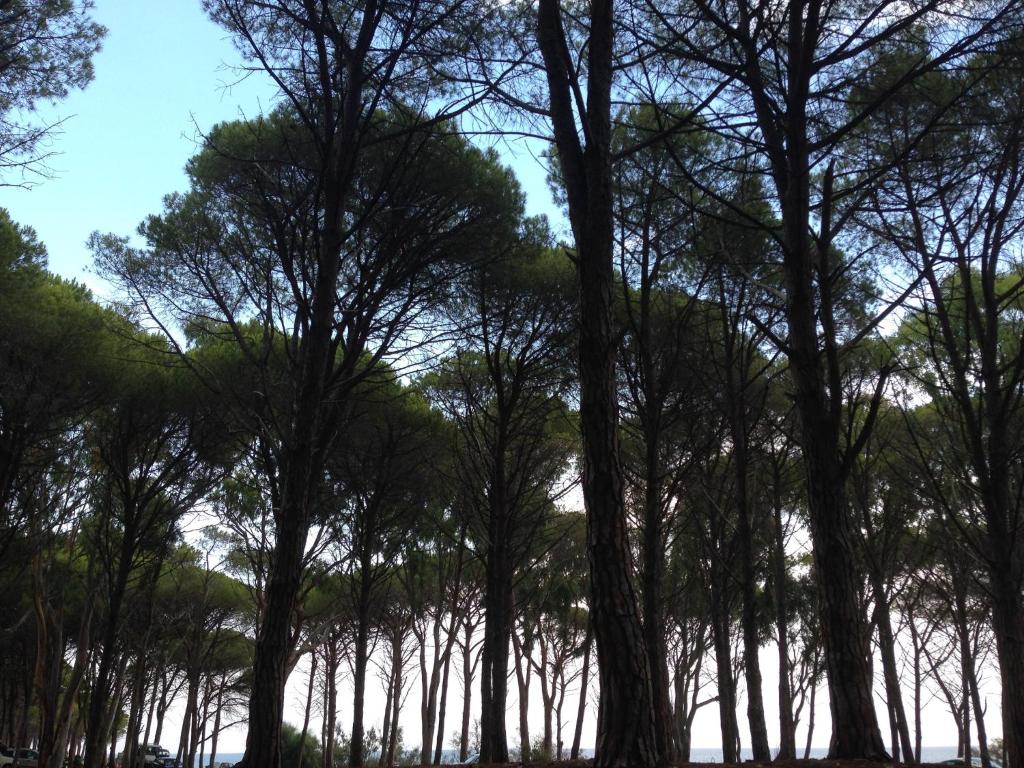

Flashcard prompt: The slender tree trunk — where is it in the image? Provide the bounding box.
[460,621,474,762]
[386,637,403,768]
[908,619,924,762]
[325,634,338,768]
[208,673,225,768]
[803,680,817,760]
[433,634,454,765]
[571,621,592,760]
[177,672,199,768]
[641,445,675,762]
[771,487,796,760]
[479,512,512,763]
[555,666,566,761]
[539,639,553,760]
[154,672,171,746]
[298,651,318,768]
[953,581,988,767]
[710,604,738,763]
[84,516,139,768]
[143,673,158,754]
[351,572,372,768]
[731,442,769,761]
[381,644,395,767]
[868,568,913,762]
[512,628,531,762]
[124,653,149,768]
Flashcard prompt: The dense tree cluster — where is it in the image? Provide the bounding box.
[3,2,1024,768]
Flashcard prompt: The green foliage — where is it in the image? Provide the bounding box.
[0,1,105,178]
[279,723,322,768]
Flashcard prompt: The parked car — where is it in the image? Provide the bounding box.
[119,745,177,768]
[942,758,1004,768]
[0,748,40,768]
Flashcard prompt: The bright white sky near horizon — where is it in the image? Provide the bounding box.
[1,0,991,757]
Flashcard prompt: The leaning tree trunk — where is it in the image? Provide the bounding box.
[535,1,659,763]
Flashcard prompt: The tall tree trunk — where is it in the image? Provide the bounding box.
[535,1,659,763]
[775,100,887,757]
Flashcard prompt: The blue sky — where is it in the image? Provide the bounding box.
[1,0,559,292]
